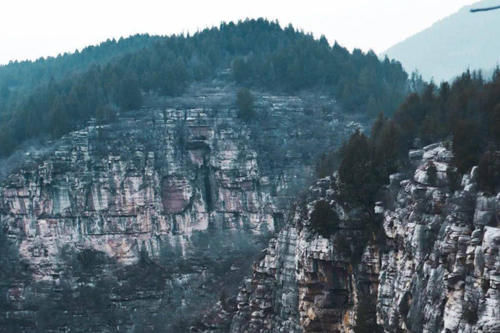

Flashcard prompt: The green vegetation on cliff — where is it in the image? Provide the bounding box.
[336,69,500,207]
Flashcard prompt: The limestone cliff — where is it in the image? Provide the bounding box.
[226,143,500,333]
[0,83,358,332]
[378,143,499,333]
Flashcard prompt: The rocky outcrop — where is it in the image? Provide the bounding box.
[378,143,500,333]
[228,178,380,333]
[226,142,500,332]
[0,84,359,332]
[229,226,302,333]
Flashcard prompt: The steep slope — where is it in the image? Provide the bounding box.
[0,82,361,332]
[224,143,499,332]
[384,0,500,82]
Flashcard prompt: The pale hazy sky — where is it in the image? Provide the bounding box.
[0,0,479,65]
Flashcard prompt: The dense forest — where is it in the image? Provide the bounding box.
[0,19,408,157]
[333,69,500,211]
[0,34,159,115]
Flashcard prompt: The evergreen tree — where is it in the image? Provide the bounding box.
[338,131,378,206]
[477,151,500,194]
[0,19,409,157]
[96,104,116,124]
[49,98,71,138]
[232,57,251,83]
[117,76,142,111]
[427,162,438,186]
[315,151,340,178]
[236,88,255,121]
[452,120,482,173]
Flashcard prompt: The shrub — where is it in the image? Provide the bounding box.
[427,162,437,186]
[446,166,461,192]
[76,248,107,273]
[334,233,351,256]
[310,200,339,237]
[463,304,479,324]
[353,296,383,333]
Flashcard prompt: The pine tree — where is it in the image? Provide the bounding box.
[339,131,377,206]
[477,151,500,194]
[49,98,71,138]
[236,88,255,121]
[117,75,142,111]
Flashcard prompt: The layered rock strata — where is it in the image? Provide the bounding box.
[227,143,500,333]
[0,84,356,332]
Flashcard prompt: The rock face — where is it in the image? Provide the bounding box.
[0,84,358,332]
[226,142,500,332]
[228,178,380,333]
[2,79,498,333]
[378,143,500,333]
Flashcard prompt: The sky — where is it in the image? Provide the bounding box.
[0,0,479,65]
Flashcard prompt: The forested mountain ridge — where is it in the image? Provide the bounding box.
[0,34,159,113]
[0,19,408,157]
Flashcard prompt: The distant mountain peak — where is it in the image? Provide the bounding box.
[385,0,500,82]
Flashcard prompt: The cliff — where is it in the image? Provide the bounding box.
[0,83,359,332]
[2,81,497,333]
[226,143,500,332]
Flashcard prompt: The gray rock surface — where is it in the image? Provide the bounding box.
[0,83,359,332]
[225,143,500,333]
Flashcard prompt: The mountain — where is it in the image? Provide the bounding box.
[384,0,500,82]
[0,19,408,157]
[0,19,409,333]
[0,18,498,333]
[208,66,500,332]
